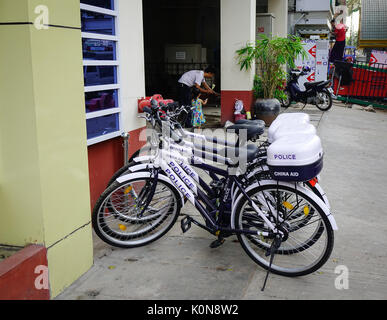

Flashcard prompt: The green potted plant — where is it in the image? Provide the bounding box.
[236,34,307,125]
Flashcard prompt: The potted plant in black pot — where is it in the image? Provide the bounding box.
[236,34,306,126]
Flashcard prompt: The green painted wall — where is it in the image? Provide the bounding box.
[0,0,93,298]
[0,24,45,245]
[0,0,81,27]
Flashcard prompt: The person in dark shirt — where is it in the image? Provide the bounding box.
[177,66,218,128]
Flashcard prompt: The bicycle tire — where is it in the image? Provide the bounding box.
[93,174,182,248]
[232,180,323,253]
[234,183,334,277]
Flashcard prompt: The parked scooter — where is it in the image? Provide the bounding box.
[281,66,334,111]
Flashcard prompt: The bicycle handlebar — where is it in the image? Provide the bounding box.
[140,101,195,145]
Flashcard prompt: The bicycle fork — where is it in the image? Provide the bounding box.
[136,169,159,216]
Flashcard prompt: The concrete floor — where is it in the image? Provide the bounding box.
[57,102,387,300]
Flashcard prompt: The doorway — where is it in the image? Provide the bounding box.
[142,0,221,107]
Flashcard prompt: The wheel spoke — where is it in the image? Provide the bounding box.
[93,178,180,248]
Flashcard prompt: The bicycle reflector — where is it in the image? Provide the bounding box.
[308,177,318,187]
[124,186,133,194]
[283,201,294,210]
[119,224,127,231]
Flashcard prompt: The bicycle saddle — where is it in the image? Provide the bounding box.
[221,144,260,164]
[235,119,266,128]
[226,124,264,141]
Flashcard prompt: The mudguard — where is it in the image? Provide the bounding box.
[133,155,155,163]
[235,165,330,209]
[116,171,185,207]
[128,163,154,173]
[313,182,331,210]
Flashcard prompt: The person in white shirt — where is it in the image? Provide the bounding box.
[177,66,217,127]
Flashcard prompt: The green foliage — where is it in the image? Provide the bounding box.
[253,75,287,101]
[346,0,361,14]
[237,34,307,99]
[274,88,288,102]
[347,31,359,47]
[253,75,264,99]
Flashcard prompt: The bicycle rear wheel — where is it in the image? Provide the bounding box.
[234,183,334,277]
[93,175,181,248]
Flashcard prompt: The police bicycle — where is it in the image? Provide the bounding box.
[106,103,331,210]
[92,106,337,285]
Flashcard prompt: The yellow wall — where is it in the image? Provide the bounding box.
[0,0,93,298]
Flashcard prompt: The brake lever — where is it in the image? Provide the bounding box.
[138,114,151,121]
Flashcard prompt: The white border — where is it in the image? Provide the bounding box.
[81,32,118,42]
[80,3,118,16]
[114,0,123,148]
[81,0,122,146]
[86,131,122,146]
[84,84,120,92]
[86,108,120,120]
[83,60,119,66]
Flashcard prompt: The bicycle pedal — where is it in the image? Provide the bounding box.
[209,238,225,249]
[180,216,192,233]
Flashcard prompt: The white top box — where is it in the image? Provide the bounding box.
[267,134,323,167]
[268,113,310,143]
[272,123,317,142]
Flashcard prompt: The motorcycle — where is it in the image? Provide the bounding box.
[281,66,334,111]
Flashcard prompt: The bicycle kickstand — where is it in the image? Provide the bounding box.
[209,235,225,249]
[261,235,282,292]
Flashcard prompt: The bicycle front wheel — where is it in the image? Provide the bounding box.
[93,175,182,248]
[234,183,334,277]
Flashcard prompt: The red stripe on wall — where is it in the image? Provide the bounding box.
[0,245,49,300]
[220,90,254,125]
[87,127,146,210]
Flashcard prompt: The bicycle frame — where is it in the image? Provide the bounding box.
[148,145,279,236]
[123,150,334,231]
[117,120,335,234]
[94,107,337,282]
[128,129,265,198]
